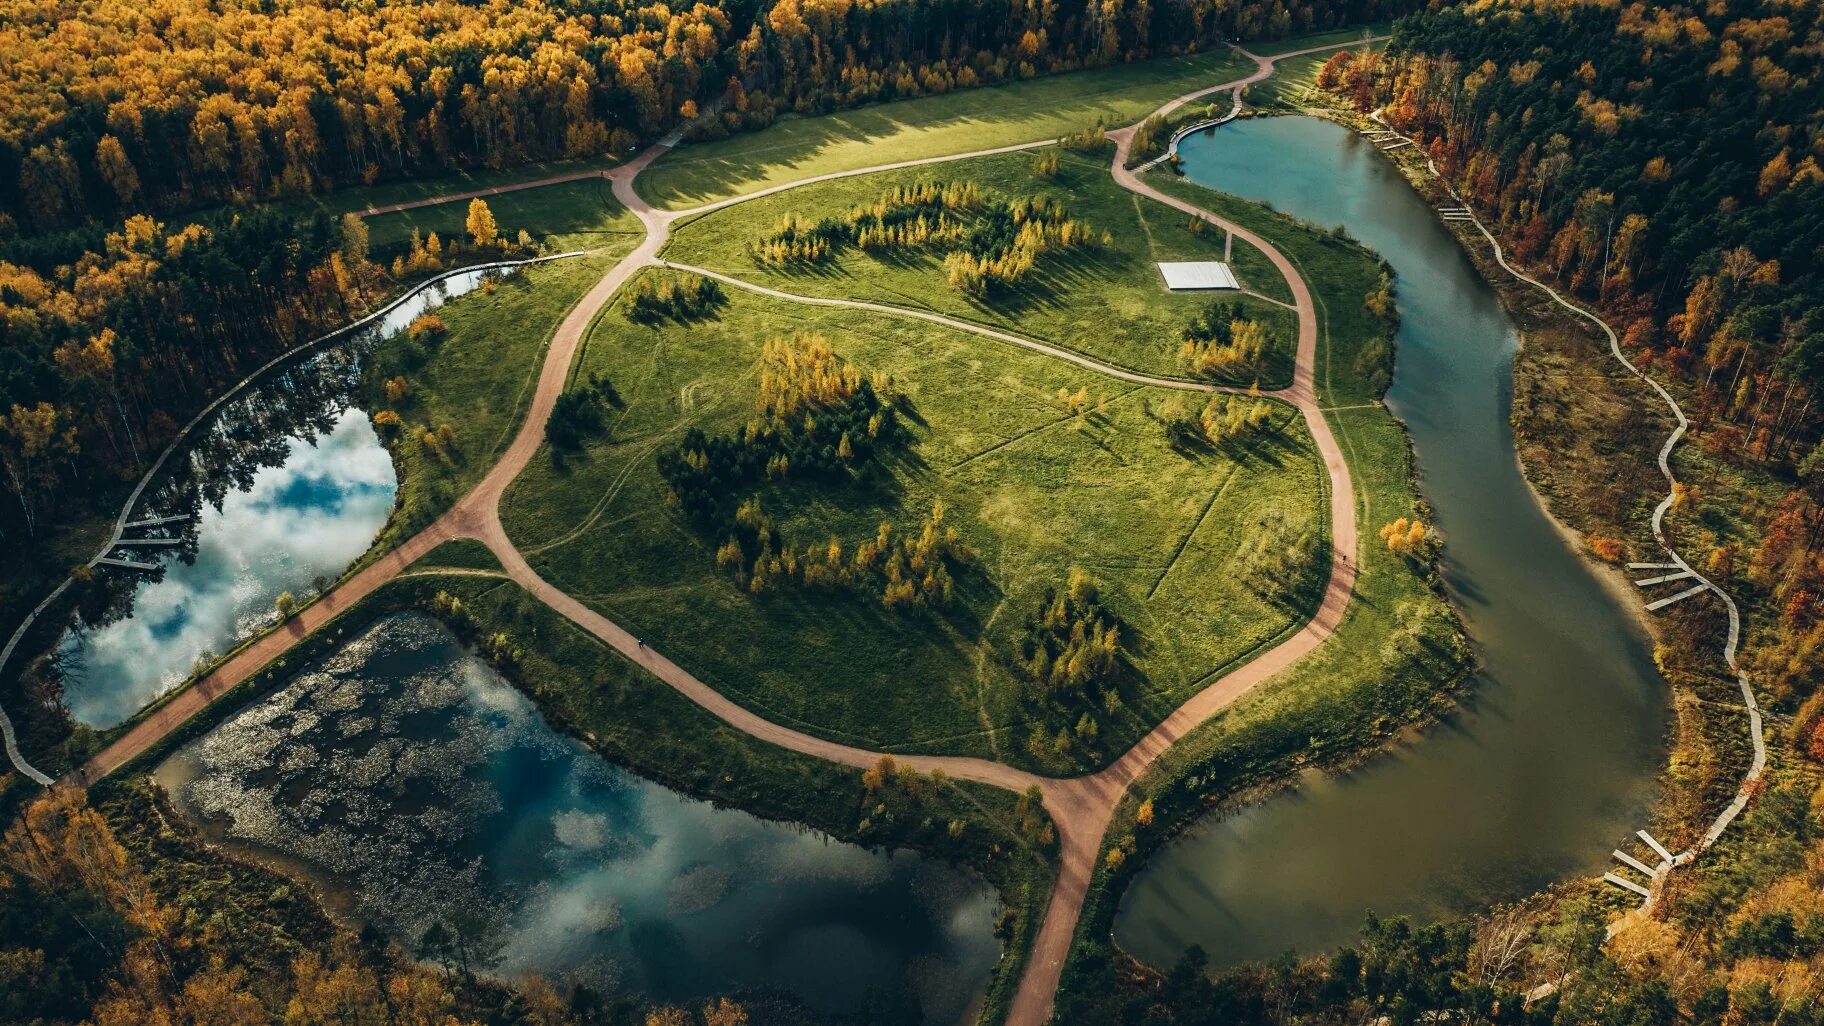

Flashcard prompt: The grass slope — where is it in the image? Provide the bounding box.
[1247,39,1387,110]
[641,49,1255,209]
[362,176,644,255]
[500,277,1325,774]
[360,252,624,551]
[1243,24,1389,57]
[664,149,1297,387]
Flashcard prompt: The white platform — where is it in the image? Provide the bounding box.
[1157,261,1239,291]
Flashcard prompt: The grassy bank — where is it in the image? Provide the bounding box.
[358,251,623,551]
[663,148,1297,386]
[1052,169,1470,1016]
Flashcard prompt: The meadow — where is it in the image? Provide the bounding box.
[663,148,1298,387]
[360,250,632,551]
[498,277,1327,774]
[360,176,644,254]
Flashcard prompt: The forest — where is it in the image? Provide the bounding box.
[1352,0,1824,721]
[0,0,1416,231]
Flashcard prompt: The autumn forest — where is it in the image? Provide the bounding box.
[7,0,1824,1025]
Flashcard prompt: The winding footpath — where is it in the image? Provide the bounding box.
[1366,113,1766,890]
[21,38,1369,1026]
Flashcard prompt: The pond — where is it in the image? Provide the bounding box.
[57,266,509,728]
[1112,116,1668,967]
[154,613,1002,1023]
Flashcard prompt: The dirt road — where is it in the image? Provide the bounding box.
[63,39,1370,1025]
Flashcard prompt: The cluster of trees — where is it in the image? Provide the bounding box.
[0,0,1415,231]
[1380,515,1438,558]
[1021,569,1122,696]
[659,332,899,524]
[626,271,725,324]
[856,755,996,847]
[547,372,623,452]
[749,180,983,264]
[658,332,978,610]
[748,212,845,265]
[1180,299,1271,376]
[1017,569,1124,762]
[1158,391,1275,448]
[944,195,1107,297]
[749,183,1106,296]
[715,496,974,610]
[1059,124,1112,155]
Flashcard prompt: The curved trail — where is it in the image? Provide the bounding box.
[662,261,1273,396]
[58,39,1368,1026]
[1366,113,1765,886]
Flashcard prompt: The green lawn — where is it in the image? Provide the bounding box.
[360,251,625,551]
[663,149,1297,387]
[640,49,1256,209]
[362,177,643,255]
[406,539,504,573]
[303,154,623,220]
[499,277,1326,775]
[1243,24,1390,57]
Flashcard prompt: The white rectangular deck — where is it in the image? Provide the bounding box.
[1157,261,1239,291]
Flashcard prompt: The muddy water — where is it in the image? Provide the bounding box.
[155,613,1001,1022]
[1113,116,1667,967]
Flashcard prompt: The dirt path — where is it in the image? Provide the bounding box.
[663,261,1278,395]
[353,169,614,218]
[62,38,1368,1026]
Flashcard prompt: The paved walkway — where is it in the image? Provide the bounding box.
[50,38,1370,1026]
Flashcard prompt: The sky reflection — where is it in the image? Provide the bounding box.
[61,408,395,726]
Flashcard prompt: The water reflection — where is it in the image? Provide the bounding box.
[156,614,1001,1022]
[60,411,394,726]
[1112,116,1665,967]
[58,266,510,728]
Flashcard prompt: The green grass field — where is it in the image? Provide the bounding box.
[640,49,1256,209]
[498,277,1326,774]
[663,149,1298,387]
[360,251,628,551]
[1243,24,1389,57]
[304,155,623,219]
[361,177,644,254]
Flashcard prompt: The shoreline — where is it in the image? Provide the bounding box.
[1095,103,1677,976]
